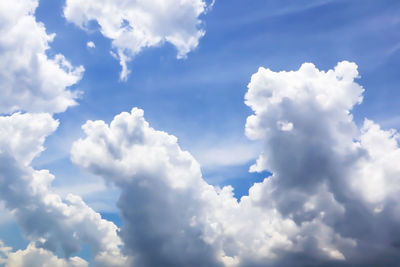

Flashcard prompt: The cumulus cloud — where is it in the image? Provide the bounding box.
[72,61,400,266]
[0,2,130,265]
[70,107,354,266]
[0,113,127,267]
[0,241,88,267]
[0,2,132,266]
[0,0,84,114]
[242,61,400,265]
[64,0,211,80]
[72,108,226,266]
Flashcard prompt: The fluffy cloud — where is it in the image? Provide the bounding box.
[70,106,356,266]
[0,112,58,165]
[64,0,211,80]
[0,2,128,265]
[72,61,400,266]
[0,0,83,114]
[242,61,400,265]
[0,113,127,267]
[0,241,88,267]
[0,2,131,266]
[72,108,225,266]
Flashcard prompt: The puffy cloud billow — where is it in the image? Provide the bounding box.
[0,113,127,266]
[64,0,212,80]
[72,61,400,266]
[0,0,83,114]
[1,5,399,263]
[0,241,88,267]
[0,1,128,265]
[71,108,227,266]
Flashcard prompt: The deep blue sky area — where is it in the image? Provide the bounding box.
[10,0,398,263]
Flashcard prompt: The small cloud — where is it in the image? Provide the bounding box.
[86,41,95,48]
[65,0,210,81]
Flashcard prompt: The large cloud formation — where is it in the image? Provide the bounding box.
[0,113,127,266]
[64,0,212,80]
[0,0,83,114]
[72,61,400,266]
[0,1,127,266]
[72,108,227,266]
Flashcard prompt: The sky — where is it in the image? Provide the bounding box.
[0,0,400,266]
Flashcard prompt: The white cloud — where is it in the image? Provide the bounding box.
[0,112,127,267]
[0,0,84,114]
[0,241,88,267]
[0,3,129,264]
[243,61,400,265]
[350,119,400,208]
[86,41,95,49]
[70,107,353,266]
[72,108,225,266]
[0,3,130,266]
[72,61,400,266]
[64,0,211,80]
[0,112,58,165]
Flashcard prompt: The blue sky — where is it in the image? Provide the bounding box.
[34,0,400,205]
[1,0,400,266]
